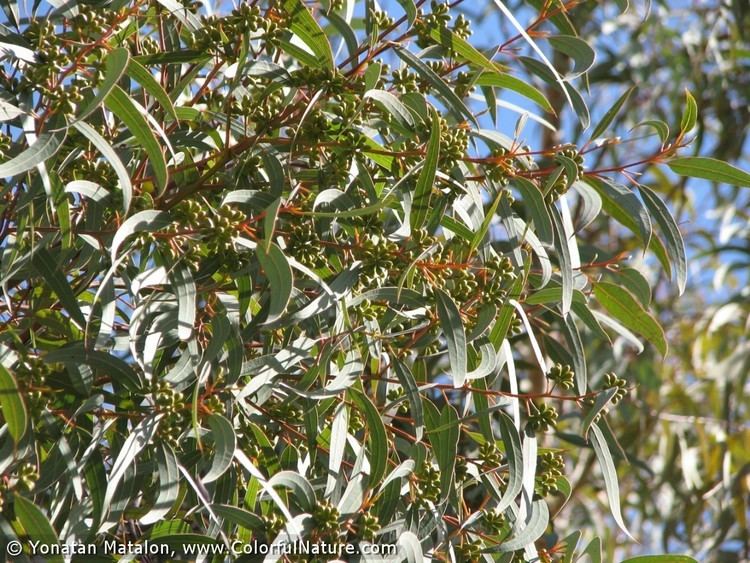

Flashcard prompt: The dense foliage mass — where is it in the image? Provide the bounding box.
[0,0,748,561]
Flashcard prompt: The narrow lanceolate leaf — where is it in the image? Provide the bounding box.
[0,99,25,121]
[72,121,133,214]
[111,210,170,261]
[411,109,441,231]
[594,282,667,356]
[581,387,618,439]
[348,388,388,487]
[77,47,130,122]
[668,157,750,187]
[31,247,87,328]
[514,177,553,244]
[126,58,179,121]
[638,185,687,294]
[141,445,180,525]
[393,360,424,441]
[548,35,596,76]
[364,89,415,129]
[492,0,575,118]
[550,205,573,316]
[105,85,168,192]
[493,500,550,552]
[428,26,506,74]
[44,345,143,392]
[257,243,293,322]
[170,264,196,341]
[496,412,523,511]
[12,495,64,563]
[434,288,467,388]
[203,414,236,483]
[590,423,634,539]
[474,72,553,112]
[282,0,334,69]
[0,129,66,178]
[0,365,27,443]
[100,414,161,531]
[587,177,652,247]
[394,46,477,125]
[680,89,698,133]
[590,86,635,141]
[424,401,460,500]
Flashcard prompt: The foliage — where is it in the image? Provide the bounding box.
[0,0,745,560]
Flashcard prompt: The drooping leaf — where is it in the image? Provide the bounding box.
[411,109,441,231]
[668,156,750,187]
[590,86,635,140]
[590,423,634,539]
[0,365,27,443]
[434,288,467,388]
[12,495,64,563]
[594,282,667,356]
[282,0,334,69]
[105,85,168,193]
[0,129,66,178]
[257,243,293,322]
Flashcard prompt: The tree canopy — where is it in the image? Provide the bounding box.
[0,0,747,561]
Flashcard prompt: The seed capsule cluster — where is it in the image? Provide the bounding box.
[603,372,628,404]
[528,403,559,432]
[535,452,565,496]
[548,363,575,390]
[412,462,441,506]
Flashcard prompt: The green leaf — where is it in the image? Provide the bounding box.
[0,129,66,178]
[494,500,549,552]
[72,121,133,214]
[548,35,596,76]
[550,205,573,316]
[211,504,264,531]
[434,288,467,388]
[170,264,196,341]
[77,47,130,122]
[348,388,388,487]
[617,267,652,307]
[581,387,618,439]
[141,444,180,525]
[364,89,415,129]
[594,281,667,356]
[496,412,523,511]
[680,89,698,133]
[428,26,505,74]
[424,401,460,500]
[493,0,576,118]
[203,414,236,483]
[590,86,635,140]
[101,415,161,531]
[394,46,477,125]
[411,109,441,231]
[126,58,179,121]
[257,243,293,322]
[514,177,553,244]
[31,247,87,329]
[282,0,334,69]
[590,423,634,539]
[44,345,143,393]
[632,119,670,144]
[105,85,168,193]
[393,360,424,441]
[0,364,27,443]
[111,210,171,261]
[668,156,750,187]
[470,191,504,254]
[12,495,63,563]
[474,72,553,112]
[587,177,652,247]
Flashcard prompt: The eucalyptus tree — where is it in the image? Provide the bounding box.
[0,0,747,561]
